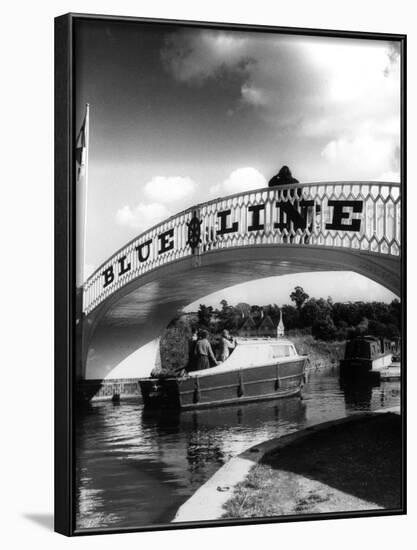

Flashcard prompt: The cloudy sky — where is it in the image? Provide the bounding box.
[75,19,400,303]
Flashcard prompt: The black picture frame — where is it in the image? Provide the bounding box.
[55,12,407,537]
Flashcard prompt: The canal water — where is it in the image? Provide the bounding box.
[75,366,401,531]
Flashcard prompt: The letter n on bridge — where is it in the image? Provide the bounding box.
[274,200,315,231]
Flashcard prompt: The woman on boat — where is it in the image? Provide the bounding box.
[194,330,218,370]
[219,329,236,362]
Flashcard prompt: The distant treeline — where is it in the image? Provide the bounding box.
[192,288,400,342]
[158,288,401,373]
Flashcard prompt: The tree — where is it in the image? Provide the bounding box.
[235,302,251,317]
[281,304,300,330]
[197,304,213,328]
[389,299,401,328]
[332,302,362,326]
[290,286,309,312]
[312,317,337,341]
[250,304,262,316]
[356,317,369,334]
[220,299,228,311]
[300,297,331,327]
[368,320,387,338]
[218,303,240,332]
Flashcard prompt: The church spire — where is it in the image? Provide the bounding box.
[277,309,285,338]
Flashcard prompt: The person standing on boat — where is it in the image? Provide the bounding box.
[219,329,236,362]
[187,329,198,371]
[194,330,218,370]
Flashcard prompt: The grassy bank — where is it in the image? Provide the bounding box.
[288,331,345,371]
[222,413,401,519]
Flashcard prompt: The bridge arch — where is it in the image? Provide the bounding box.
[80,182,401,385]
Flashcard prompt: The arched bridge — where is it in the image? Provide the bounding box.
[80,181,401,386]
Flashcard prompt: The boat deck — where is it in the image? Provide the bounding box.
[378,362,401,381]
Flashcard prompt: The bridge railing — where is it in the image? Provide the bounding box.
[82,181,401,315]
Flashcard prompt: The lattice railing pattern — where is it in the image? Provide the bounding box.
[83,182,401,315]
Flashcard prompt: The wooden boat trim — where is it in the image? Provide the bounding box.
[177,372,303,396]
[179,386,302,410]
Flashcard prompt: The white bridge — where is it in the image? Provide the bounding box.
[79,181,401,388]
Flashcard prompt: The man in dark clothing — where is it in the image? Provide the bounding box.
[186,329,198,372]
[268,165,306,242]
[268,165,299,187]
[268,165,301,200]
[194,330,218,370]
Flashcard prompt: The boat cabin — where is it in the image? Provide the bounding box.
[188,338,300,378]
[344,336,381,360]
[340,335,393,377]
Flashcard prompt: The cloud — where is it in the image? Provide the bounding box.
[210,167,267,195]
[117,168,266,233]
[161,31,250,83]
[161,30,401,180]
[377,171,400,183]
[161,30,312,124]
[321,134,397,180]
[162,31,399,130]
[115,175,197,233]
[115,202,171,231]
[241,84,268,106]
[144,176,196,203]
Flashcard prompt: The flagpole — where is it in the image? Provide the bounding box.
[75,103,90,383]
[82,103,90,289]
[76,103,90,290]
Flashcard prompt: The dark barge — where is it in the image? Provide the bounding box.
[340,336,394,381]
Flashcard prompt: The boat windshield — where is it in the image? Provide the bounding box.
[223,344,269,368]
[214,343,296,368]
[224,343,296,368]
[188,341,297,377]
[271,344,294,358]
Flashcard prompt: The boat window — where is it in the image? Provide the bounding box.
[271,345,292,358]
[222,345,267,367]
[359,341,371,358]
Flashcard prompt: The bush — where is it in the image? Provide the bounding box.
[160,326,190,372]
[368,320,400,340]
[334,327,349,341]
[312,318,337,341]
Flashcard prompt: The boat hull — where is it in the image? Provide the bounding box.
[340,353,393,379]
[139,358,307,410]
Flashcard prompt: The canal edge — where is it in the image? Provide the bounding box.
[172,407,400,524]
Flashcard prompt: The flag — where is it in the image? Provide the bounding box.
[75,106,89,181]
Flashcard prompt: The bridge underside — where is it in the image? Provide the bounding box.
[83,245,400,381]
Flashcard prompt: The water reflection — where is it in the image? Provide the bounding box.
[340,377,376,410]
[340,376,401,411]
[75,366,400,531]
[138,398,307,491]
